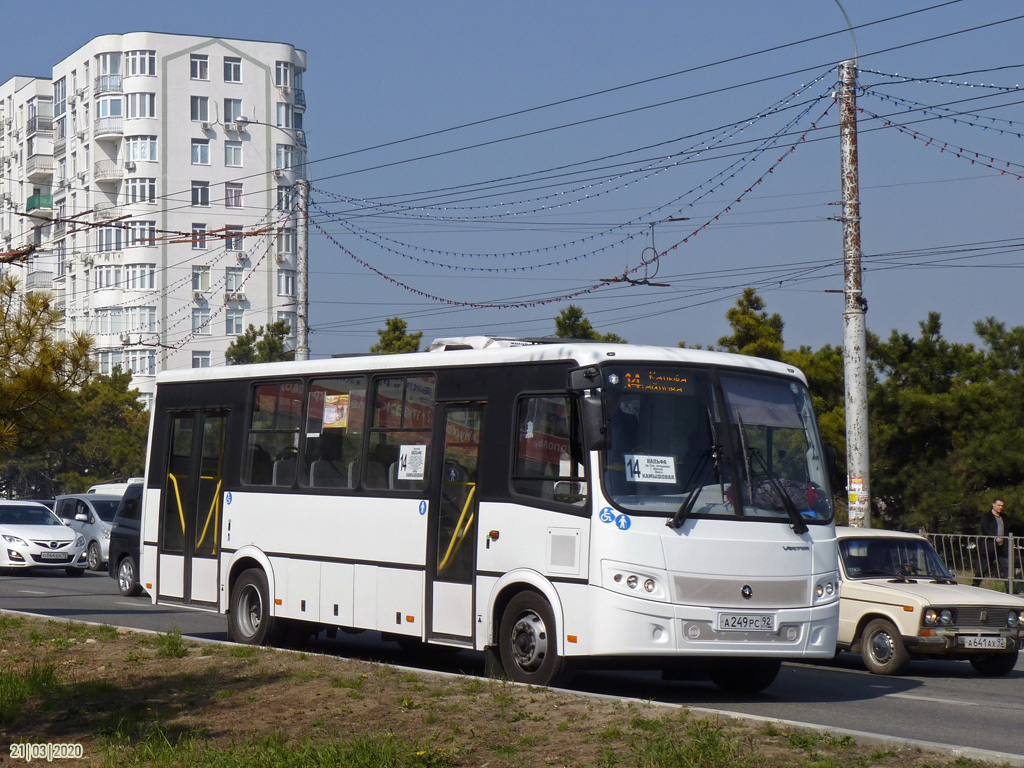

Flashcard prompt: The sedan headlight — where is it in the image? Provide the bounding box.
[75,535,86,548]
[1008,610,1023,628]
[102,528,111,539]
[923,608,954,627]
[2,534,28,546]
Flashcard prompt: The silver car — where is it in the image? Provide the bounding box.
[0,501,87,575]
[54,494,122,571]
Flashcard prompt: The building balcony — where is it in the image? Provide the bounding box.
[25,270,54,292]
[26,193,54,218]
[53,135,66,156]
[95,75,122,95]
[94,116,123,140]
[94,202,122,221]
[27,115,53,135]
[94,159,126,183]
[294,88,306,109]
[26,154,55,181]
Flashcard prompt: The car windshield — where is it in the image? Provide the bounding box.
[0,505,64,527]
[840,537,953,580]
[90,500,121,523]
[600,365,833,524]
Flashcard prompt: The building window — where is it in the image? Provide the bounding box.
[95,264,123,288]
[277,227,296,255]
[191,139,210,165]
[225,266,244,291]
[125,306,156,332]
[96,308,123,335]
[191,181,210,207]
[190,96,209,122]
[275,61,292,88]
[54,77,66,116]
[277,186,296,211]
[57,242,67,277]
[192,265,210,292]
[277,311,296,338]
[224,141,242,168]
[124,177,156,204]
[226,309,244,335]
[97,349,124,376]
[190,54,209,81]
[224,98,242,123]
[126,350,156,376]
[192,308,211,335]
[97,95,123,119]
[224,56,242,83]
[126,220,156,247]
[276,102,292,129]
[225,226,244,251]
[125,263,156,289]
[124,50,156,77]
[97,227,123,254]
[192,224,207,250]
[125,135,157,162]
[126,92,155,118]
[192,351,211,369]
[277,269,296,297]
[275,144,295,170]
[221,182,244,209]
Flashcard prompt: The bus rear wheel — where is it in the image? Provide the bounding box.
[228,568,281,645]
[497,591,572,686]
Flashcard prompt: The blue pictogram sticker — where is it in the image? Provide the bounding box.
[447,467,460,482]
[419,500,428,516]
[225,492,232,505]
[599,507,616,524]
[615,514,631,530]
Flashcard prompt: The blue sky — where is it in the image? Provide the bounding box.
[5,1,1024,357]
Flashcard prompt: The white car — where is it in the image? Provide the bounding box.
[837,526,1024,676]
[54,494,122,571]
[0,501,88,575]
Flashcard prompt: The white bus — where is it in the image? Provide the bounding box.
[139,338,838,692]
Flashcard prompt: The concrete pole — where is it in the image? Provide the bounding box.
[295,177,310,361]
[839,59,870,527]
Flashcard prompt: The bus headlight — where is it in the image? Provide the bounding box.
[644,578,656,593]
[626,575,638,590]
[603,561,667,602]
[813,578,838,603]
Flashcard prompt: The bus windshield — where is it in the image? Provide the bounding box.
[600,365,833,525]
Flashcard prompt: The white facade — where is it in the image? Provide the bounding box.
[0,33,307,405]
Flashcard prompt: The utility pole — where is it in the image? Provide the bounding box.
[295,177,310,361]
[839,59,870,528]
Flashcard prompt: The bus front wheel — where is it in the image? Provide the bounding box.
[228,568,281,645]
[497,591,572,686]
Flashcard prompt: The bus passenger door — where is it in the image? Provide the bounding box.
[156,410,227,607]
[427,403,483,643]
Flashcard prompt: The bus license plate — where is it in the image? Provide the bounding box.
[962,636,1006,650]
[717,613,775,631]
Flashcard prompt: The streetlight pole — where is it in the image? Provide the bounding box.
[234,114,309,361]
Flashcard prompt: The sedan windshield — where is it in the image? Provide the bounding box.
[600,365,832,525]
[840,537,953,580]
[0,505,64,527]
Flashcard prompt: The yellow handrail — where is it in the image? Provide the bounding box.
[438,482,476,572]
[195,478,222,551]
[167,473,186,534]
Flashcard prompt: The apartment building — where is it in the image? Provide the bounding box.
[0,33,307,406]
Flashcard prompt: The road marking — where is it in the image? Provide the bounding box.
[887,693,979,706]
[17,590,48,595]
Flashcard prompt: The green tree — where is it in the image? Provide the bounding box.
[554,305,626,342]
[0,275,92,457]
[716,287,784,361]
[225,320,295,365]
[371,317,422,354]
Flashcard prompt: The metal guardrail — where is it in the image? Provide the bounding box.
[927,533,1020,594]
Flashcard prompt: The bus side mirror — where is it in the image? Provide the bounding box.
[581,397,609,452]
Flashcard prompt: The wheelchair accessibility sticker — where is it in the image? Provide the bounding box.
[225,492,233,505]
[600,507,631,530]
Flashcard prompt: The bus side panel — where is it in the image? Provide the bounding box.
[376,568,423,637]
[141,488,162,602]
[476,502,591,582]
[320,562,354,626]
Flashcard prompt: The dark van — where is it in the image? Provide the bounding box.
[107,483,144,596]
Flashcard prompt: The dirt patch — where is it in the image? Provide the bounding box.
[0,614,987,767]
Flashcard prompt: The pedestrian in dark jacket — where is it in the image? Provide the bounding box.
[973,498,1009,586]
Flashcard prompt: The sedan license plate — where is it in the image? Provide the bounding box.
[717,613,775,631]
[961,636,1007,650]
[38,551,65,560]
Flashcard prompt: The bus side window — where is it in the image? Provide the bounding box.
[243,381,303,486]
[303,376,366,490]
[511,395,587,507]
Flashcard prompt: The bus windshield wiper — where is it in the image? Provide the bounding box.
[667,407,720,530]
[740,419,808,535]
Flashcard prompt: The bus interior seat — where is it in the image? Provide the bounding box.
[272,456,297,486]
[246,444,273,484]
[348,459,386,489]
[310,458,347,488]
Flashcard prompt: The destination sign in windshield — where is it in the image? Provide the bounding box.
[616,369,692,395]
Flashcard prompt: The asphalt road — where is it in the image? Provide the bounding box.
[2,569,1022,759]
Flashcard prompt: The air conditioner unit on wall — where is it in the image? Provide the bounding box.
[232,250,247,263]
[193,290,205,301]
[279,85,291,95]
[200,121,212,132]
[124,161,136,171]
[273,168,286,179]
[275,252,287,264]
